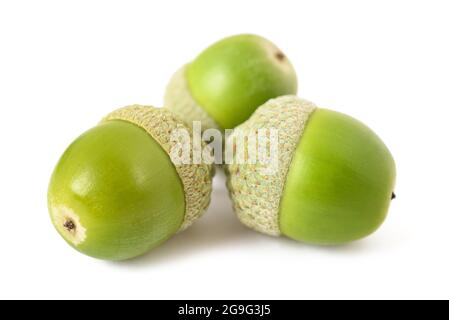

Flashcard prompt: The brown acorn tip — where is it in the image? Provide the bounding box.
[275,51,286,61]
[63,219,76,232]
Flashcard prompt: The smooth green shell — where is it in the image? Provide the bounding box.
[48,120,185,260]
[186,34,298,129]
[279,109,396,244]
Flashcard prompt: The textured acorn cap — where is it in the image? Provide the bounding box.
[164,65,221,131]
[103,105,213,231]
[225,96,316,236]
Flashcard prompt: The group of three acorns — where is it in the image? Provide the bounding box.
[48,34,396,260]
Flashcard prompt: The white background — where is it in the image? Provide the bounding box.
[0,0,448,300]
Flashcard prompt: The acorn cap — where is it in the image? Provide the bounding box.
[103,105,213,230]
[225,96,316,236]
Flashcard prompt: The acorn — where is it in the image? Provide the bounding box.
[164,34,298,130]
[48,106,213,260]
[226,96,396,245]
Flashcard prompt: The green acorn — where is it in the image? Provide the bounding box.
[164,34,298,130]
[48,106,213,260]
[226,96,396,245]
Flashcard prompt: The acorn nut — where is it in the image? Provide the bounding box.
[48,106,213,260]
[226,96,396,245]
[164,34,298,130]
